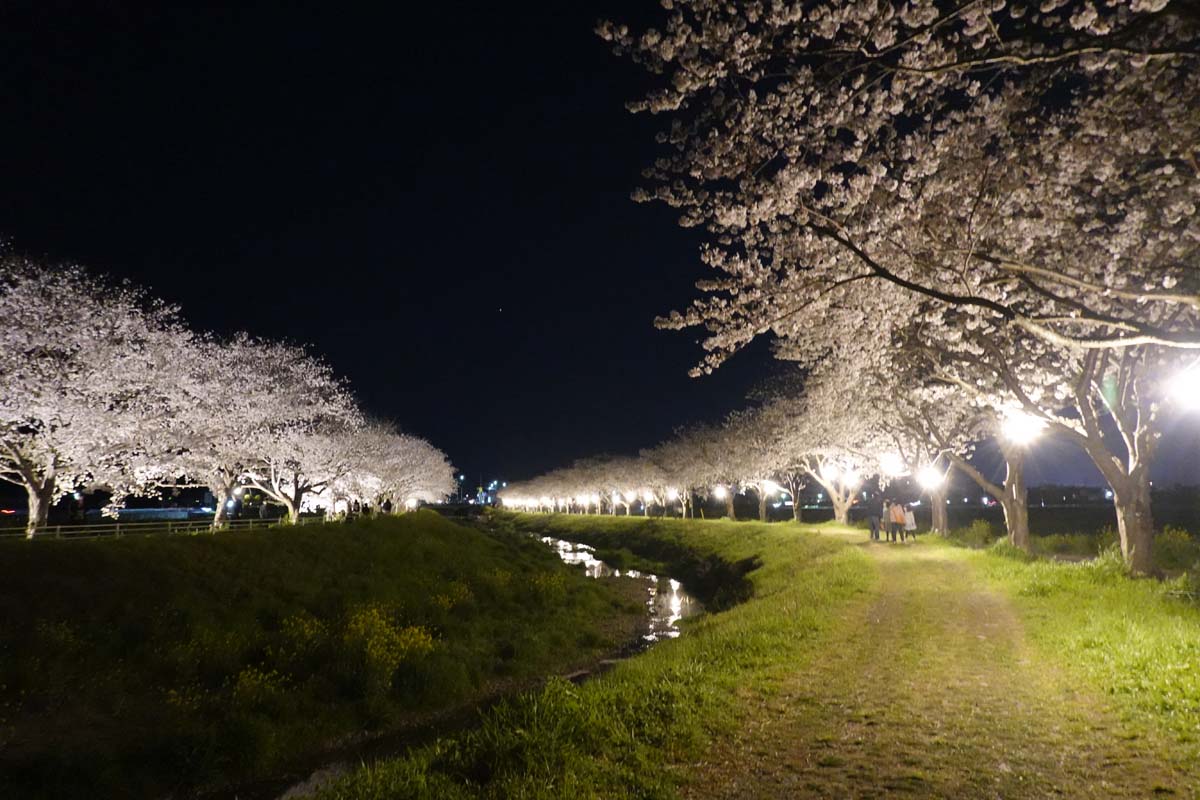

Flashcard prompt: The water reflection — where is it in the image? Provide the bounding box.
[540,537,699,642]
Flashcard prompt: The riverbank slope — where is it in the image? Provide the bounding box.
[0,511,644,799]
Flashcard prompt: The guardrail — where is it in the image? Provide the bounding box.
[0,515,327,541]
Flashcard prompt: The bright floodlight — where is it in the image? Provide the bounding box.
[762,479,780,495]
[666,487,679,501]
[712,485,728,500]
[642,490,655,503]
[405,497,419,509]
[821,463,840,482]
[1001,410,1046,445]
[916,465,945,491]
[590,493,600,504]
[1169,366,1200,409]
[843,468,862,488]
[880,452,907,477]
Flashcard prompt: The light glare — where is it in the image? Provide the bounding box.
[916,465,945,491]
[1001,410,1046,445]
[879,452,907,477]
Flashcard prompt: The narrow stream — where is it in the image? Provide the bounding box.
[260,536,700,800]
[539,536,700,647]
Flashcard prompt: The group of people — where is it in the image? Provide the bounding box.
[867,500,917,543]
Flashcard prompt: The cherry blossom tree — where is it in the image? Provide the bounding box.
[753,377,891,525]
[604,1,1198,365]
[603,0,1196,565]
[338,423,455,510]
[910,318,1184,570]
[159,335,350,526]
[244,413,363,525]
[0,260,196,536]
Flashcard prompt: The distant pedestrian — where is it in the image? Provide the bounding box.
[868,496,888,542]
[382,498,393,514]
[904,506,917,539]
[889,501,906,542]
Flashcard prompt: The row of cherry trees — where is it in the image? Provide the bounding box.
[499,330,1180,573]
[499,364,949,525]
[0,259,456,537]
[578,0,1198,575]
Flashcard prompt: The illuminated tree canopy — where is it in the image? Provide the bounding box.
[0,258,455,535]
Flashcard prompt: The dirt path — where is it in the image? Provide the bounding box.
[683,538,1192,798]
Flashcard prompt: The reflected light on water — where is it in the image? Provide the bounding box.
[540,537,699,641]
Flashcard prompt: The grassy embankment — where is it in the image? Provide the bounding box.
[0,510,645,799]
[322,514,1200,799]
[315,513,875,799]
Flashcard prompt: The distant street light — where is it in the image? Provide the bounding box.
[712,485,728,500]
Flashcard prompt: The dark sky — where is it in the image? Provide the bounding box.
[0,1,778,484]
[2,2,1197,489]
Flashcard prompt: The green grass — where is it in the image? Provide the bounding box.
[939,521,1200,750]
[316,513,875,799]
[967,540,1200,752]
[944,519,1200,574]
[0,511,645,799]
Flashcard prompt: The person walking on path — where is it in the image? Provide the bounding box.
[889,501,907,542]
[904,505,917,540]
[867,500,882,541]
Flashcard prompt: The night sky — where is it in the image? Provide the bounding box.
[2,2,1197,488]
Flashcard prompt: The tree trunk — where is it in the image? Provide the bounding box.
[832,495,851,526]
[786,478,803,522]
[757,491,768,522]
[999,449,1029,550]
[213,494,229,528]
[25,478,54,538]
[950,452,1028,550]
[211,480,235,529]
[725,495,735,520]
[1113,473,1154,575]
[930,487,949,535]
[282,490,302,525]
